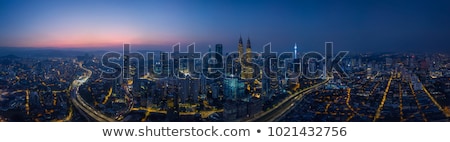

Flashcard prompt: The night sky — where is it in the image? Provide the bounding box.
[1,0,450,53]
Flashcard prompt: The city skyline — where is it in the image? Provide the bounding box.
[1,0,450,122]
[1,0,450,53]
[1,37,449,122]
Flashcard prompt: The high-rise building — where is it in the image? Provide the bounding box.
[214,44,224,98]
[208,44,212,57]
[160,52,169,78]
[246,37,252,59]
[294,43,298,59]
[242,37,253,79]
[204,45,212,78]
[237,36,244,78]
[238,36,244,58]
[270,59,279,95]
[215,44,223,55]
[224,75,245,101]
[225,53,235,77]
[325,42,333,78]
[232,36,243,78]
[123,44,130,79]
[179,75,200,104]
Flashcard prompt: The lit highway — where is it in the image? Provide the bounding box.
[245,77,330,122]
[70,62,117,122]
[421,80,450,118]
[399,82,404,121]
[373,72,393,122]
[409,81,427,121]
[130,107,223,121]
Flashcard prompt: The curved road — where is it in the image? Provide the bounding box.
[70,62,117,122]
[244,77,330,122]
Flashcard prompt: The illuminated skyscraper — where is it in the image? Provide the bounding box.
[205,45,213,73]
[294,43,298,59]
[232,36,244,78]
[238,36,244,58]
[161,52,169,78]
[241,37,253,79]
[215,44,224,98]
[224,75,245,101]
[246,37,252,60]
[123,43,130,79]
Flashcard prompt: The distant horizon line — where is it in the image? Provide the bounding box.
[0,46,447,57]
[0,43,168,49]
[1,43,449,55]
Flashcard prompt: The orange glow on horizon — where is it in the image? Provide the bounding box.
[3,28,178,48]
[5,38,173,48]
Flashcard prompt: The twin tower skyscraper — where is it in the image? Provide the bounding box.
[237,35,253,79]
